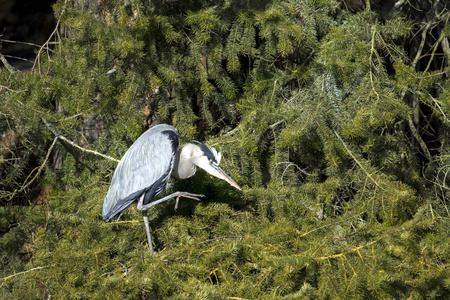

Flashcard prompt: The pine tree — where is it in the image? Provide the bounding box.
[1,0,449,298]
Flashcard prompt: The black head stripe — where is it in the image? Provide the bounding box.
[193,140,218,163]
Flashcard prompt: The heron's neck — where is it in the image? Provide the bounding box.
[171,143,199,179]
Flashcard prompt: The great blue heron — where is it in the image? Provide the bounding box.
[102,124,241,252]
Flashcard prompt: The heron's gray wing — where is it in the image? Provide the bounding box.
[102,124,178,221]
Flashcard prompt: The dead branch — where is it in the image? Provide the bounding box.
[41,118,120,163]
[333,129,383,189]
[0,52,16,73]
[32,0,68,74]
[1,266,49,283]
[18,137,58,193]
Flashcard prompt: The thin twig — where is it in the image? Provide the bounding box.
[1,266,49,282]
[18,137,58,193]
[333,130,382,189]
[408,115,432,161]
[405,23,432,161]
[369,26,380,102]
[222,125,240,137]
[2,54,34,63]
[423,27,447,73]
[412,23,430,70]
[108,220,140,224]
[315,226,407,260]
[300,222,342,237]
[0,38,45,48]
[0,85,27,93]
[32,0,68,73]
[269,120,285,129]
[41,118,120,163]
[441,36,450,63]
[277,162,316,177]
[0,52,16,73]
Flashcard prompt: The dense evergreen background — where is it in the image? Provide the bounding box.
[1,0,449,298]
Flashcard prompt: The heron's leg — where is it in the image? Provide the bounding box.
[137,191,204,211]
[142,210,154,252]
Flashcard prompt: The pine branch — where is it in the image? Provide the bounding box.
[18,137,58,193]
[198,235,244,244]
[0,52,16,73]
[393,0,405,11]
[411,23,430,71]
[222,125,240,137]
[333,129,382,189]
[0,122,57,201]
[32,0,67,74]
[300,221,342,237]
[369,27,380,101]
[0,85,27,93]
[408,115,431,161]
[1,266,49,282]
[426,93,450,123]
[404,22,432,161]
[441,37,450,63]
[277,162,316,182]
[423,27,448,73]
[315,226,407,261]
[0,38,48,49]
[41,118,120,163]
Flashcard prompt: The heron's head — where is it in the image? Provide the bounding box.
[191,141,241,190]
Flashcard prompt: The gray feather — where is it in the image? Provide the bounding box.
[102,124,178,221]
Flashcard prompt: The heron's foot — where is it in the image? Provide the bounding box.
[174,192,205,211]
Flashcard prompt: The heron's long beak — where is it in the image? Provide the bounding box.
[212,165,241,190]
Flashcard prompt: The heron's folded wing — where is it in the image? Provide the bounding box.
[102,125,178,221]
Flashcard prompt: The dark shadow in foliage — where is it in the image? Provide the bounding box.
[0,119,52,206]
[152,0,273,16]
[0,206,30,280]
[289,128,326,183]
[258,130,273,187]
[119,169,245,251]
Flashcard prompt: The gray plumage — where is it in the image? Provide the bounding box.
[102,123,241,252]
[102,124,177,221]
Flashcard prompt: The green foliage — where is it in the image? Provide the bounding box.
[1,0,450,298]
